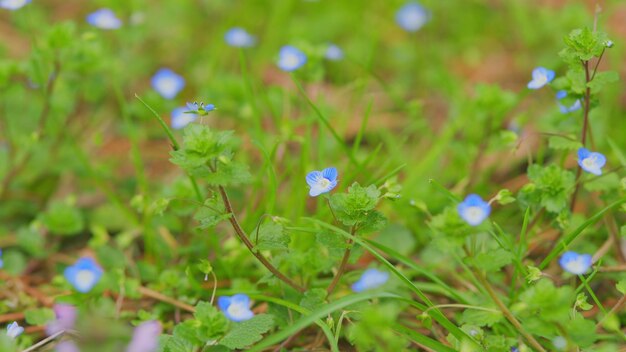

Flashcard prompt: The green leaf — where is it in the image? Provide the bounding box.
[220,314,274,349]
[566,316,597,347]
[548,136,582,151]
[584,173,620,192]
[254,222,290,251]
[616,280,626,295]
[329,183,382,227]
[163,334,196,352]
[494,189,515,205]
[194,301,229,340]
[575,293,593,311]
[39,201,85,236]
[587,71,619,94]
[194,195,229,229]
[300,288,327,311]
[519,164,575,213]
[468,248,513,272]
[459,308,502,327]
[24,308,55,325]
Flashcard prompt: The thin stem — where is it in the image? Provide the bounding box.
[22,330,65,352]
[476,273,546,352]
[326,226,356,295]
[217,185,306,293]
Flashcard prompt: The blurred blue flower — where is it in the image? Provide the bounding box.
[56,341,80,352]
[277,46,307,72]
[577,148,606,175]
[64,257,103,293]
[306,167,338,197]
[171,107,197,130]
[218,294,254,322]
[46,304,77,336]
[556,91,581,113]
[559,251,592,275]
[126,320,162,352]
[0,248,3,268]
[86,9,122,30]
[151,68,185,99]
[0,0,30,10]
[396,2,429,32]
[457,194,491,226]
[527,67,555,89]
[352,268,389,292]
[6,321,24,339]
[225,27,256,48]
[325,44,344,61]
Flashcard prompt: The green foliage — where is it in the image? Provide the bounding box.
[254,222,290,251]
[348,304,409,352]
[24,308,55,326]
[38,201,84,236]
[518,164,575,213]
[220,314,274,349]
[329,183,386,233]
[467,248,513,272]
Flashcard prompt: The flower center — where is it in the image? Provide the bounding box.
[582,156,597,169]
[465,206,484,222]
[282,54,300,68]
[318,178,331,189]
[76,270,95,289]
[227,303,247,318]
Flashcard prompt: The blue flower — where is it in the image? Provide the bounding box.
[6,321,24,339]
[0,248,3,269]
[325,44,344,61]
[171,107,197,130]
[277,46,307,72]
[218,294,254,322]
[527,67,555,89]
[556,91,581,113]
[151,68,185,99]
[185,101,215,115]
[0,0,30,10]
[396,2,429,32]
[457,194,491,226]
[224,27,256,48]
[64,257,103,293]
[351,268,389,292]
[305,167,338,197]
[559,251,592,275]
[577,148,606,175]
[86,9,122,30]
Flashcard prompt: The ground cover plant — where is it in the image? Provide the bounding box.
[1,0,626,351]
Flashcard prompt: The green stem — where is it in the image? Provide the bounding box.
[326,226,356,295]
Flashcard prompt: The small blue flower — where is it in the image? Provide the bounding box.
[0,248,3,269]
[0,0,30,10]
[457,194,491,226]
[86,9,122,30]
[224,27,256,48]
[325,44,344,61]
[277,46,307,72]
[559,251,592,275]
[151,68,185,99]
[352,268,389,292]
[203,103,215,112]
[218,294,254,322]
[64,257,103,293]
[171,107,197,130]
[396,2,429,32]
[527,67,555,89]
[577,148,606,176]
[185,101,215,115]
[556,91,581,114]
[305,167,338,197]
[6,321,24,339]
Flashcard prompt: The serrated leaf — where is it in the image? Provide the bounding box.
[220,314,274,349]
[163,335,196,352]
[194,195,230,229]
[194,301,229,340]
[459,308,502,327]
[254,222,290,251]
[468,248,513,272]
[330,183,381,227]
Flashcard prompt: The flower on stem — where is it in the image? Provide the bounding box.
[277,46,307,72]
[185,101,215,115]
[0,0,30,10]
[46,304,77,336]
[151,68,185,99]
[325,44,344,61]
[351,268,389,292]
[555,90,581,114]
[86,9,122,30]
[64,257,103,293]
[218,294,254,322]
[171,107,197,130]
[559,251,592,275]
[577,148,606,175]
[306,167,338,197]
[224,27,256,48]
[6,321,24,339]
[395,2,429,32]
[457,194,491,226]
[527,67,555,89]
[126,320,162,352]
